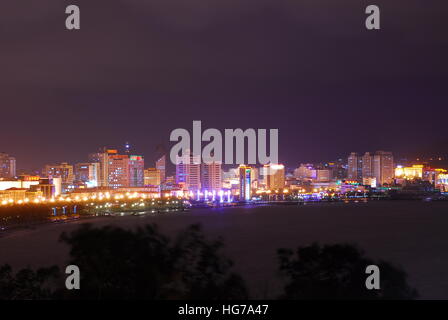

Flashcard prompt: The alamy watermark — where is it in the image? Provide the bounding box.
[170,121,278,165]
[64,5,380,31]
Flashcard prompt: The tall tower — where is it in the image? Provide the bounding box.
[156,155,166,184]
[0,153,16,178]
[347,152,362,182]
[362,152,374,179]
[373,151,394,186]
[201,161,222,192]
[129,155,145,187]
[239,165,252,201]
[175,150,201,191]
[107,154,129,188]
[265,164,286,190]
[89,148,117,187]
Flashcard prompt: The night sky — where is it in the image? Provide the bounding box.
[1,0,447,172]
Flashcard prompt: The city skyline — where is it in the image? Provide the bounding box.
[3,141,448,175]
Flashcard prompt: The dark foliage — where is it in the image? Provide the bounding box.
[1,224,419,300]
[0,264,60,300]
[57,223,248,299]
[277,243,418,300]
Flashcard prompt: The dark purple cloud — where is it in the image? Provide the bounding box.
[0,0,447,171]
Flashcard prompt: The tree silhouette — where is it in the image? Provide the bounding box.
[1,225,420,300]
[57,223,248,300]
[277,243,418,300]
[0,264,60,300]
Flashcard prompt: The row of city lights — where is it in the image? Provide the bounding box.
[0,185,360,207]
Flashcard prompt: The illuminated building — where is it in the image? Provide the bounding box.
[0,188,28,202]
[347,153,363,182]
[0,179,40,191]
[0,152,16,178]
[362,152,374,179]
[239,165,252,201]
[327,159,347,180]
[436,170,448,192]
[42,162,74,192]
[89,148,118,187]
[362,177,377,188]
[108,154,129,189]
[52,177,62,196]
[222,168,239,189]
[89,148,143,188]
[348,151,394,186]
[316,169,331,182]
[373,151,394,185]
[251,167,259,189]
[165,175,175,184]
[74,163,99,187]
[259,165,268,187]
[265,164,285,190]
[18,175,40,181]
[129,155,145,187]
[395,165,423,180]
[201,161,222,192]
[293,164,316,180]
[175,150,201,191]
[37,178,56,199]
[144,168,161,186]
[156,155,166,184]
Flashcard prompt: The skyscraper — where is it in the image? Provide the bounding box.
[0,153,16,178]
[239,165,252,201]
[175,151,201,191]
[74,163,99,187]
[89,148,118,187]
[362,152,374,179]
[265,164,286,190]
[347,152,363,182]
[348,151,394,186]
[128,155,145,187]
[373,151,394,186]
[156,155,166,184]
[201,161,222,192]
[107,154,129,189]
[42,162,74,185]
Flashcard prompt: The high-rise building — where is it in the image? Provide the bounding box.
[108,154,129,189]
[362,152,374,179]
[144,168,161,186]
[176,151,201,191]
[156,155,166,184]
[265,164,285,190]
[347,152,363,181]
[293,164,317,180]
[239,165,252,201]
[129,155,144,187]
[89,148,118,187]
[325,160,347,180]
[373,151,394,185]
[42,162,74,185]
[250,167,259,189]
[0,153,16,178]
[348,151,394,186]
[201,161,222,192]
[74,163,99,187]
